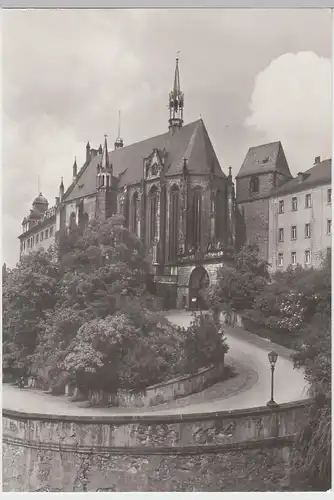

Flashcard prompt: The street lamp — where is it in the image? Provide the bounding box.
[267,350,279,408]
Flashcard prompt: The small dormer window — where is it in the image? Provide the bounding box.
[250,175,259,194]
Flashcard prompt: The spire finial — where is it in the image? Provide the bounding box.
[169,54,184,133]
[101,134,110,170]
[114,111,124,149]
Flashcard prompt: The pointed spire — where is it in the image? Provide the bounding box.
[101,135,110,170]
[168,52,184,134]
[73,157,78,180]
[98,144,103,154]
[86,141,90,149]
[59,176,64,201]
[114,110,124,149]
[173,52,181,95]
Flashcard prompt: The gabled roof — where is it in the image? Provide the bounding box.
[236,141,292,179]
[271,158,332,197]
[64,119,226,203]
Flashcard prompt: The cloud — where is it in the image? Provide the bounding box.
[245,51,332,173]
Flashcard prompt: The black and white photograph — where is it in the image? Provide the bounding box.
[1,7,332,492]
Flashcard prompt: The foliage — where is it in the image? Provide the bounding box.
[291,314,331,491]
[62,303,225,394]
[246,259,331,337]
[3,217,230,397]
[2,247,60,375]
[208,243,269,312]
[181,312,229,373]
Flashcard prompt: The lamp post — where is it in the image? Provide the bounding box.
[267,350,279,408]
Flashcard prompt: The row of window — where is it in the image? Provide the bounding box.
[278,250,311,267]
[278,247,331,267]
[278,220,332,242]
[23,226,54,251]
[278,188,331,214]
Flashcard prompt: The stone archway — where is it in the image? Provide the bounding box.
[188,266,210,310]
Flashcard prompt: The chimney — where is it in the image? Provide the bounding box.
[228,166,232,178]
[55,196,60,206]
[314,156,321,165]
[297,172,306,183]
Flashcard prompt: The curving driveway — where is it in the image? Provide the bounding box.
[2,311,309,417]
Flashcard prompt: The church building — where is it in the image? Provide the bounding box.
[55,57,236,309]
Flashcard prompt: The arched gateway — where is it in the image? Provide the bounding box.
[188,266,210,310]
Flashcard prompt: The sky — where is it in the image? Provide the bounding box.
[1,9,332,268]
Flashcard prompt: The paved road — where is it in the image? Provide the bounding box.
[2,311,309,417]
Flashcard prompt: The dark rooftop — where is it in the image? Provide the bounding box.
[64,119,226,203]
[271,158,332,197]
[236,141,292,179]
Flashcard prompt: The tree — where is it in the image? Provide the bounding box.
[63,303,185,393]
[246,258,331,338]
[2,248,60,376]
[208,243,269,314]
[181,312,229,373]
[58,216,151,317]
[291,314,331,491]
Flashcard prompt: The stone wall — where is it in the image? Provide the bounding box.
[86,362,225,407]
[3,399,311,492]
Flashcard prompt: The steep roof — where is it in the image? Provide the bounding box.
[271,158,332,197]
[236,141,292,179]
[64,119,226,203]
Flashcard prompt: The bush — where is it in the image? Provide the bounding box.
[182,312,229,374]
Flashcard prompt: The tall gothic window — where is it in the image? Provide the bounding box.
[192,187,202,249]
[149,186,158,244]
[169,185,179,260]
[216,189,225,241]
[69,212,76,231]
[131,192,139,236]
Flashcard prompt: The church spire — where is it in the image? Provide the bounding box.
[168,53,184,134]
[114,111,124,149]
[101,135,110,170]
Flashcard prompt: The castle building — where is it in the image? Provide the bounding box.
[268,156,332,272]
[18,193,57,258]
[54,57,236,309]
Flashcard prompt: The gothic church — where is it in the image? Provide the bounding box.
[55,57,236,308]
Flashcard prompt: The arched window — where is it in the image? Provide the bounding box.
[131,192,139,236]
[250,175,259,194]
[169,185,179,260]
[149,186,158,244]
[69,212,76,231]
[215,189,225,240]
[192,187,202,249]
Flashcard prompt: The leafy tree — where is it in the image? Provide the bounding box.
[2,248,60,376]
[63,303,185,393]
[291,314,331,491]
[181,312,229,373]
[208,243,269,313]
[246,258,331,338]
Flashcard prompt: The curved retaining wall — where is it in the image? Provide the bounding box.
[3,399,311,492]
[86,362,225,407]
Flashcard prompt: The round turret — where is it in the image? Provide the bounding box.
[32,192,48,213]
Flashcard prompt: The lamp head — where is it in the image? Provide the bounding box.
[268,350,278,367]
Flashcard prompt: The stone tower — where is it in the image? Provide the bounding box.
[95,135,116,219]
[235,141,292,260]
